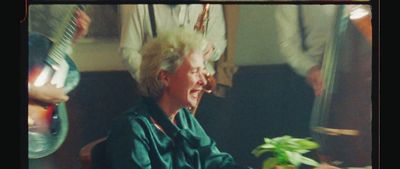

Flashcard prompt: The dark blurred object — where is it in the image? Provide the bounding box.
[310,5,372,167]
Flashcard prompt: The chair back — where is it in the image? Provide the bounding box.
[80,137,109,169]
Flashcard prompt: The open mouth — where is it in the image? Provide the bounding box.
[190,89,202,99]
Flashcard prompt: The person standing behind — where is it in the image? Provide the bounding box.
[28,5,90,169]
[275,5,337,96]
[28,8,91,127]
[28,5,91,110]
[119,4,226,82]
[275,5,373,169]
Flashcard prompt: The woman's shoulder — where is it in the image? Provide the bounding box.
[110,104,150,131]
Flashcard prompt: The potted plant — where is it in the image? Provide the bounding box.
[251,135,320,169]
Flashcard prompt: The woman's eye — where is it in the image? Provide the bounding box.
[201,68,208,74]
[191,68,199,73]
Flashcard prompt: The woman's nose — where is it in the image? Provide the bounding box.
[198,73,208,87]
[201,73,215,93]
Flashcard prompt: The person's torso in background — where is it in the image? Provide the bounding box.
[300,5,337,64]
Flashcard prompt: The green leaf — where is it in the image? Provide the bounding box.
[260,144,276,149]
[294,139,319,150]
[263,157,279,169]
[251,141,278,157]
[252,135,320,168]
[273,136,291,143]
[264,138,272,143]
[294,149,309,154]
[285,151,302,167]
[252,148,272,158]
[299,156,320,167]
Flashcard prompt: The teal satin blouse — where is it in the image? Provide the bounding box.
[106,98,251,169]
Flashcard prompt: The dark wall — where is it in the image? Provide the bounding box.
[196,64,315,169]
[29,65,315,169]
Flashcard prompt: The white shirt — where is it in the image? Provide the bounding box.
[275,5,337,76]
[119,4,227,80]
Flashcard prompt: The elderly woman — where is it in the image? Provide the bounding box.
[106,28,251,169]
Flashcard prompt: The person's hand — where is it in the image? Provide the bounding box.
[28,103,53,130]
[28,114,35,127]
[28,104,46,128]
[306,65,323,96]
[29,83,69,104]
[73,10,91,43]
[313,163,341,169]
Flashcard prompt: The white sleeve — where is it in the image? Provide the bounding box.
[275,5,318,77]
[205,5,227,62]
[119,5,147,80]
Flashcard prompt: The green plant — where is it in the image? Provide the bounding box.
[252,135,320,169]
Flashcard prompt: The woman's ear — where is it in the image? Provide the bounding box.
[158,70,169,87]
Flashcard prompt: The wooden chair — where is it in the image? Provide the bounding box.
[79,137,109,169]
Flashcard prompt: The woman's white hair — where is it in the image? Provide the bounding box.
[139,27,208,98]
